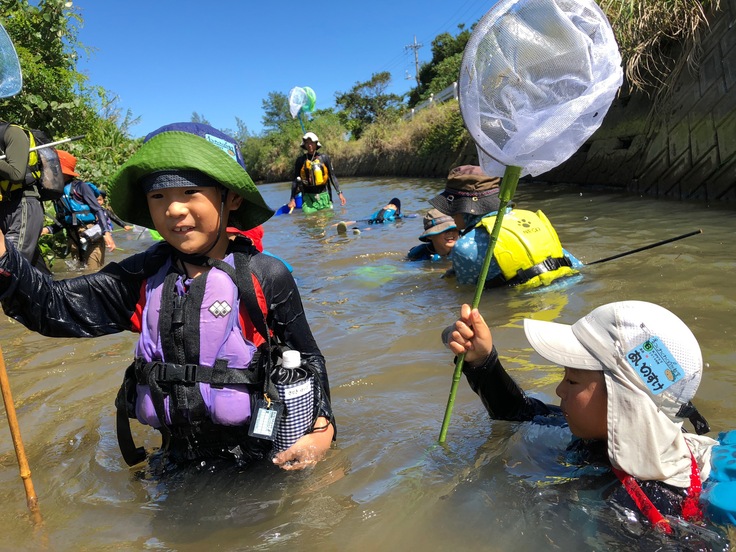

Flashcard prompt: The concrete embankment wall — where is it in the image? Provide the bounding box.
[340,1,736,204]
[540,0,736,204]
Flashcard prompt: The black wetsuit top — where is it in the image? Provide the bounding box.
[291,152,342,199]
[0,237,335,460]
[464,347,691,522]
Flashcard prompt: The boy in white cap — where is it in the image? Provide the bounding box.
[287,132,345,213]
[446,301,719,532]
[0,122,335,470]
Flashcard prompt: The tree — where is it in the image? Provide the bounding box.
[261,91,292,134]
[0,0,97,137]
[334,72,402,139]
[191,112,211,125]
[1,1,141,208]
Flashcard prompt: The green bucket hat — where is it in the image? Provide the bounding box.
[108,123,274,230]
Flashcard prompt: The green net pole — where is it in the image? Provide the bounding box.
[438,164,522,444]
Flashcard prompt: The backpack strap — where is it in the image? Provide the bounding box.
[115,362,147,466]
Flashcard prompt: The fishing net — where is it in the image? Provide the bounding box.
[0,23,22,98]
[288,86,317,118]
[459,0,623,177]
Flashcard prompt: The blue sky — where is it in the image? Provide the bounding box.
[73,0,496,138]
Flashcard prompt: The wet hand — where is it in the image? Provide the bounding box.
[104,232,116,252]
[272,417,334,471]
[339,192,346,206]
[447,304,493,365]
[287,199,296,210]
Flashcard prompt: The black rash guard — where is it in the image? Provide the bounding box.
[463,347,693,524]
[0,236,334,426]
[291,151,342,199]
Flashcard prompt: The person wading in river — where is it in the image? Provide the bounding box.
[407,208,459,261]
[0,122,335,470]
[287,132,345,214]
[430,165,582,288]
[445,300,722,534]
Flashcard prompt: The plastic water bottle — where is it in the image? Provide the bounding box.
[273,350,314,451]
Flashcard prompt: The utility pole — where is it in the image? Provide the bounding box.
[405,35,422,87]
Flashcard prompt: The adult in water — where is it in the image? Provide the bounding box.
[0,122,335,470]
[0,120,48,272]
[287,132,345,214]
[430,165,582,288]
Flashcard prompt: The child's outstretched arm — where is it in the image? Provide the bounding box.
[447,304,494,366]
[0,227,154,337]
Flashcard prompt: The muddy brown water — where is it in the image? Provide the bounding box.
[1,177,734,551]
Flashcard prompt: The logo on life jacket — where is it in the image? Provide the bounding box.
[209,300,232,318]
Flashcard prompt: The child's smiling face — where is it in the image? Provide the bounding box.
[146,185,242,259]
[429,228,459,256]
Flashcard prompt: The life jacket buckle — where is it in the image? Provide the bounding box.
[153,362,199,384]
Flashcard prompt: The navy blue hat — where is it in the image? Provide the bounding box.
[145,122,249,170]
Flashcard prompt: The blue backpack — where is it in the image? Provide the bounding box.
[56,181,100,226]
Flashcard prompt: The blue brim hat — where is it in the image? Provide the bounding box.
[108,123,274,230]
[419,208,457,242]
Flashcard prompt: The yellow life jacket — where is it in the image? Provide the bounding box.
[300,157,329,187]
[0,124,40,199]
[478,209,577,288]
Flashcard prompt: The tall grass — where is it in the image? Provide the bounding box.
[600,0,720,93]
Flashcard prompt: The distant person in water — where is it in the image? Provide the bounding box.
[430,165,582,288]
[407,208,458,261]
[287,132,345,214]
[335,198,402,234]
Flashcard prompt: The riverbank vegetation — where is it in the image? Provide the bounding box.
[599,0,720,92]
[1,0,722,190]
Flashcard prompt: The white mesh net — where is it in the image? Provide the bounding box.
[288,87,308,119]
[0,23,22,99]
[288,86,317,119]
[459,0,623,177]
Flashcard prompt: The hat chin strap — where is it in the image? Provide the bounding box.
[175,189,228,267]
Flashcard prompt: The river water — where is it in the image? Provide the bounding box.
[1,177,734,551]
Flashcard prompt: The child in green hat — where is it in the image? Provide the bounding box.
[0,122,335,470]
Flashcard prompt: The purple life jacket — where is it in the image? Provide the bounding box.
[134,255,259,428]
